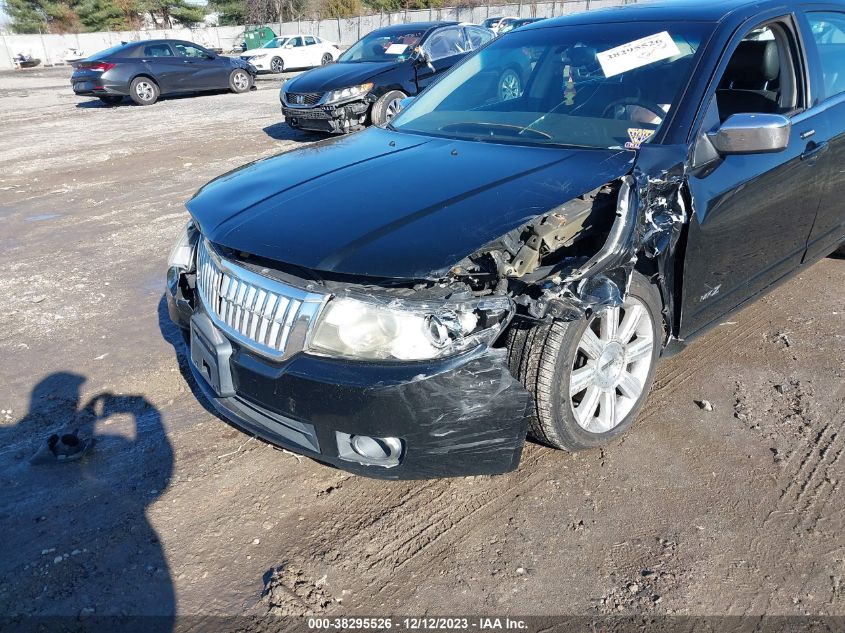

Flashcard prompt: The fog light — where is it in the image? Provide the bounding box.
[336,432,403,468]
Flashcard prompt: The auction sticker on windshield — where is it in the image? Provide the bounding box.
[385,44,409,55]
[597,31,681,78]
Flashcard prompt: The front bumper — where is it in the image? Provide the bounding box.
[167,276,531,479]
[282,100,369,134]
[241,56,269,71]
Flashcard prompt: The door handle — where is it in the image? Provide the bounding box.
[801,141,829,162]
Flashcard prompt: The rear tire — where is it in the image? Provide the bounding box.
[98,95,123,105]
[229,69,251,93]
[129,77,159,105]
[321,52,333,65]
[505,271,663,450]
[370,90,406,127]
[271,56,284,74]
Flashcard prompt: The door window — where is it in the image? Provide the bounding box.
[143,43,174,57]
[714,23,803,122]
[465,26,494,50]
[289,37,304,47]
[424,27,468,62]
[807,12,845,99]
[304,36,317,46]
[174,43,207,58]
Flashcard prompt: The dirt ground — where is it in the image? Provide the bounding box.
[1,66,844,624]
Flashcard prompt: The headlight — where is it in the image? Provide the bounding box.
[308,295,513,361]
[167,220,198,271]
[250,53,267,59]
[324,82,373,104]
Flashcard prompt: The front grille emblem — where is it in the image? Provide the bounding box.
[294,94,304,104]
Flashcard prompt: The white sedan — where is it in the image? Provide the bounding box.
[239,35,340,74]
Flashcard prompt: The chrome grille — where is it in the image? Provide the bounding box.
[195,240,326,360]
[286,92,323,106]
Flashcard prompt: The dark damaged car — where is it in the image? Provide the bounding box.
[279,22,494,132]
[167,0,845,478]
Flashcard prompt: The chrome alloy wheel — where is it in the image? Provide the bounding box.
[135,81,154,102]
[232,71,249,91]
[568,296,655,434]
[499,69,522,101]
[271,57,284,73]
[384,96,404,122]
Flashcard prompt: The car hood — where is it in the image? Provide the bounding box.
[187,127,635,280]
[284,61,401,93]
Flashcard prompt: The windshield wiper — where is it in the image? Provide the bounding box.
[439,122,552,140]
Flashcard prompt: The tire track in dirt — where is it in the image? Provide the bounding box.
[773,391,845,534]
[729,379,845,615]
[647,306,767,413]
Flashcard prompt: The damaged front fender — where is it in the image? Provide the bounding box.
[460,146,690,333]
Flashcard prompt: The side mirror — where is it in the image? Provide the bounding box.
[707,113,790,155]
[416,49,435,72]
[284,42,294,49]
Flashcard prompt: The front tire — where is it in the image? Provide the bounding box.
[271,56,284,74]
[129,77,159,105]
[229,69,251,93]
[370,90,406,127]
[321,52,333,65]
[506,271,662,450]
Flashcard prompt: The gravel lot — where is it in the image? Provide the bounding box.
[1,66,845,623]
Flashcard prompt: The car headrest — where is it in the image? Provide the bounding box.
[725,40,780,83]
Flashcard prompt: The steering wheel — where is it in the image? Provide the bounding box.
[602,97,667,124]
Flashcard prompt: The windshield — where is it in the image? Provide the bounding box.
[262,37,289,49]
[338,28,426,63]
[392,22,710,150]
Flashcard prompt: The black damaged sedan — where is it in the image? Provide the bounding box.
[167,0,845,478]
[279,21,494,132]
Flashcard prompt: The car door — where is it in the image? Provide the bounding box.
[680,17,826,336]
[172,42,228,90]
[302,35,321,66]
[283,37,308,69]
[415,26,471,92]
[800,9,845,261]
[138,42,183,93]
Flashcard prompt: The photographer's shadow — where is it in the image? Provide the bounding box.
[3,372,175,627]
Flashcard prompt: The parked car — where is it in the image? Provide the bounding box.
[70,40,256,106]
[481,16,518,33]
[279,21,494,133]
[239,35,340,74]
[498,17,546,34]
[166,0,845,479]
